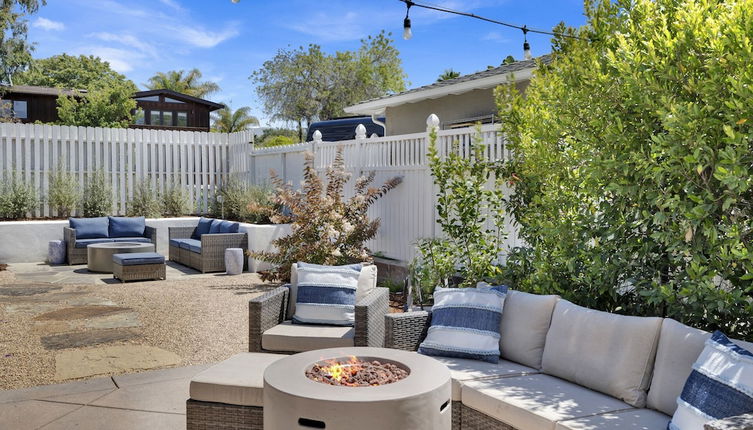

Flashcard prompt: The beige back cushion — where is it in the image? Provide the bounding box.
[541,300,663,408]
[499,291,558,369]
[646,319,753,416]
[286,263,377,320]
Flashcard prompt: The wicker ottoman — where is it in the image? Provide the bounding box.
[187,353,285,430]
[112,252,166,283]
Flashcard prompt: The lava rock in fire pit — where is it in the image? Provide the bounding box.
[306,357,409,387]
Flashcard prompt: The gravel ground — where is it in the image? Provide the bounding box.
[0,269,274,390]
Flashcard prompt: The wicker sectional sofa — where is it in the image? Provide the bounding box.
[384,290,753,430]
[64,216,156,265]
[168,219,247,273]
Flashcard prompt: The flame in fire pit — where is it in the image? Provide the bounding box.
[306,356,409,387]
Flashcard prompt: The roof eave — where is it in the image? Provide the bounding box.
[345,68,534,116]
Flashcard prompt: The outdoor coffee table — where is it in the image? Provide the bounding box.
[87,242,155,273]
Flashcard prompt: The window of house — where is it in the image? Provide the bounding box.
[12,101,27,119]
[176,112,188,127]
[136,95,160,102]
[133,109,145,125]
[150,110,161,125]
[163,111,173,126]
[164,97,186,104]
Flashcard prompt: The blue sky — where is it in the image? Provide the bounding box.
[26,0,586,127]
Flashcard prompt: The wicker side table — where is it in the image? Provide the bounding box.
[112,252,166,283]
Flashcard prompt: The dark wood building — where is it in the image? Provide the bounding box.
[0,85,85,124]
[0,86,223,132]
[131,89,224,132]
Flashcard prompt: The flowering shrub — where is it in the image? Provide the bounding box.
[252,146,402,282]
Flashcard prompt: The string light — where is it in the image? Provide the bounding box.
[398,0,587,59]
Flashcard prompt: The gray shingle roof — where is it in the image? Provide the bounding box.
[2,85,86,96]
[358,54,551,105]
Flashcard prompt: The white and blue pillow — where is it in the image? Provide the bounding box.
[669,331,753,430]
[291,263,361,326]
[418,286,508,363]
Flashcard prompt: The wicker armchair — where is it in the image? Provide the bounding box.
[168,226,247,273]
[64,225,157,265]
[248,285,389,354]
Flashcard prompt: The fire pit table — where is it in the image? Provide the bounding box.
[86,242,155,273]
[263,347,451,430]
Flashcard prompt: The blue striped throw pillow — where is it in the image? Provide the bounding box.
[669,331,753,430]
[291,263,361,326]
[418,286,507,363]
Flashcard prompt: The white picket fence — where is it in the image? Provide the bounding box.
[0,123,253,217]
[249,115,521,262]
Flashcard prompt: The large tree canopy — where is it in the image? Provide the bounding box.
[146,68,220,98]
[251,31,406,138]
[0,0,44,85]
[14,54,130,89]
[497,0,753,339]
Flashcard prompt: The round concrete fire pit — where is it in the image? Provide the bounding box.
[263,347,452,430]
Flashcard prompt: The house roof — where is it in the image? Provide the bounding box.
[133,89,225,111]
[1,85,86,97]
[345,55,551,116]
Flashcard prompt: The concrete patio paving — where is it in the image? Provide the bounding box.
[0,364,208,429]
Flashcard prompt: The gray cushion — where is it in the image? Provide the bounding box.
[555,408,670,430]
[112,252,164,266]
[69,217,109,239]
[500,290,559,369]
[190,353,284,407]
[646,319,753,416]
[286,263,377,320]
[73,238,115,248]
[431,356,538,401]
[261,321,354,352]
[111,237,152,244]
[462,374,633,430]
[541,300,662,408]
[176,239,201,253]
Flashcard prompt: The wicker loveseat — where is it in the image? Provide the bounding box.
[248,263,389,353]
[168,218,247,273]
[384,290,753,430]
[64,216,156,265]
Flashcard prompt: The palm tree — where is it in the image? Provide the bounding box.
[145,69,220,98]
[437,69,461,82]
[211,106,259,133]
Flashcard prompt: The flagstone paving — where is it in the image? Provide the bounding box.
[0,263,273,390]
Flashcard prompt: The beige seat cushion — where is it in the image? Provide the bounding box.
[462,374,633,430]
[189,353,284,407]
[541,300,662,407]
[500,290,559,369]
[555,408,670,430]
[431,356,538,400]
[646,318,753,416]
[262,321,354,352]
[287,263,377,319]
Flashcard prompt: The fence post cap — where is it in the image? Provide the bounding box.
[355,124,367,138]
[426,114,440,129]
[312,130,322,142]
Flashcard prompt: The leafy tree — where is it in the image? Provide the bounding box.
[497,0,753,339]
[81,170,111,217]
[56,81,137,128]
[127,180,161,218]
[252,31,406,140]
[14,54,130,89]
[146,68,220,98]
[211,106,259,133]
[0,0,44,85]
[437,69,460,82]
[502,55,516,65]
[48,162,79,217]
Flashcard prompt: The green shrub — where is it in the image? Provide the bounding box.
[211,178,275,224]
[0,172,38,220]
[496,0,753,339]
[81,170,112,217]
[48,165,79,218]
[127,180,162,218]
[258,135,296,148]
[161,185,190,216]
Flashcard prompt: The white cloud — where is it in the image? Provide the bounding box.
[89,32,158,58]
[78,46,138,73]
[158,0,185,12]
[288,11,369,41]
[167,24,239,48]
[33,17,65,31]
[482,31,508,43]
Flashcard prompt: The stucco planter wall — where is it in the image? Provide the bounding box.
[240,223,292,273]
[0,217,200,263]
